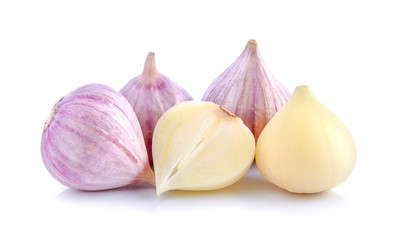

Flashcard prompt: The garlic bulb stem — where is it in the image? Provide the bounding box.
[140,52,161,85]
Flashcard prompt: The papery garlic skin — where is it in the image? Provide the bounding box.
[120,52,192,164]
[202,39,290,141]
[153,101,255,195]
[256,86,356,193]
[41,84,154,191]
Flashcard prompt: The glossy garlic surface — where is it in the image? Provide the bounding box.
[256,86,356,193]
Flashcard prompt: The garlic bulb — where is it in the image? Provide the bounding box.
[120,52,192,164]
[202,39,290,140]
[255,86,356,193]
[41,84,154,191]
[153,101,255,195]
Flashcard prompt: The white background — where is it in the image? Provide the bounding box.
[1,0,396,239]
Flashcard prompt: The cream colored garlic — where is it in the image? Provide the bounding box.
[153,101,255,195]
[255,86,356,193]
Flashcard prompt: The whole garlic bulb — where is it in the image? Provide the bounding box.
[255,85,356,193]
[120,52,192,164]
[41,84,154,191]
[202,39,290,140]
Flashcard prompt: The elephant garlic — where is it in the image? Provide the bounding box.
[202,39,290,141]
[255,86,356,193]
[152,101,255,195]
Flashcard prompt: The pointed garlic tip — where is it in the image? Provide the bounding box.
[296,85,308,90]
[292,85,310,96]
[256,85,356,193]
[156,186,166,196]
[295,85,310,92]
[244,39,258,55]
[143,52,156,71]
[289,85,318,103]
[140,52,160,84]
[156,189,161,196]
[247,39,258,47]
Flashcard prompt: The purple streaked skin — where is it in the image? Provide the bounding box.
[120,52,192,164]
[41,84,154,191]
[202,39,291,141]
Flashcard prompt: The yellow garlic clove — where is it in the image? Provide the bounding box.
[153,101,255,195]
[255,86,356,194]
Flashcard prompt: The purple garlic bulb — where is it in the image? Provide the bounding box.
[41,84,154,191]
[120,52,192,164]
[202,39,291,141]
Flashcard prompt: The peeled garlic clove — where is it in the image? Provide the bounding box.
[202,39,290,141]
[153,101,255,195]
[41,84,154,191]
[120,52,193,164]
[256,86,356,193]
